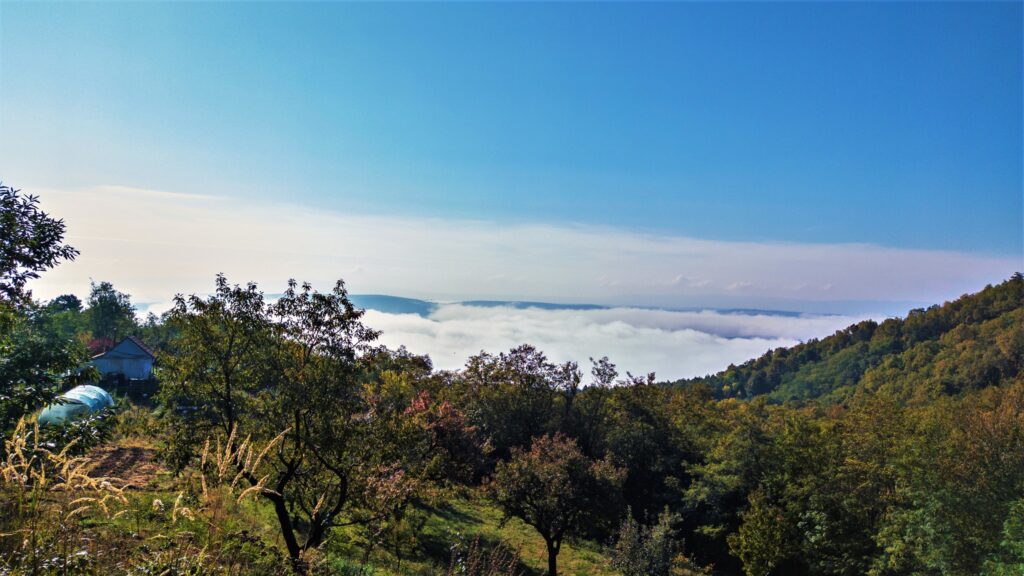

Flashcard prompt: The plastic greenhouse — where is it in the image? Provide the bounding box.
[37,385,114,426]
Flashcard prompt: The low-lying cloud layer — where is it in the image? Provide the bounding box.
[365,304,864,379]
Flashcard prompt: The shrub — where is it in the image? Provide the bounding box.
[446,535,522,576]
[609,508,708,576]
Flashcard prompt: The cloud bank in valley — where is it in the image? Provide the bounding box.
[364,304,865,379]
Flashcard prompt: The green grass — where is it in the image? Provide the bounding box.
[96,483,616,575]
[429,497,614,576]
[324,494,615,576]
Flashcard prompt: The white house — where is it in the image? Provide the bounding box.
[92,336,156,380]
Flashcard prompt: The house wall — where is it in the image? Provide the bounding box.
[94,357,153,380]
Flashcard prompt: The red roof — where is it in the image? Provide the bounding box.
[92,336,156,360]
[126,335,156,358]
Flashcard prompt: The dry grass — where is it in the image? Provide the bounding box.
[0,420,292,574]
[1,418,129,572]
[195,427,288,502]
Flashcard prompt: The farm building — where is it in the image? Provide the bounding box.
[92,336,156,380]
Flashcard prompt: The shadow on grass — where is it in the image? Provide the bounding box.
[423,501,483,525]
[422,534,541,576]
[411,503,541,576]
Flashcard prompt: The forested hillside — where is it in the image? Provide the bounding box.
[675,274,1024,403]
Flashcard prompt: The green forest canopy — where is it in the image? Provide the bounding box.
[674,273,1024,404]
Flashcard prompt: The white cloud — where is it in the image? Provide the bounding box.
[726,281,754,292]
[364,304,863,379]
[27,184,1018,318]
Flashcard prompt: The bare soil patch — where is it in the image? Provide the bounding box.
[88,444,164,489]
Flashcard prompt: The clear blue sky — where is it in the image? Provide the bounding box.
[1,1,1021,256]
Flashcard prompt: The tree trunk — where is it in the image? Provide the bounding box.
[546,539,559,576]
[304,518,329,551]
[267,492,301,561]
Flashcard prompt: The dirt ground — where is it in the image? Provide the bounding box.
[87,444,165,489]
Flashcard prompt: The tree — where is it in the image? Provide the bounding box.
[160,275,269,440]
[728,490,794,576]
[557,358,614,461]
[137,310,178,354]
[871,379,1024,575]
[684,398,778,570]
[0,303,94,434]
[602,382,695,524]
[983,498,1024,575]
[47,294,82,313]
[491,433,624,576]
[161,275,472,568]
[458,345,572,462]
[610,508,705,576]
[0,184,78,303]
[0,184,85,434]
[85,281,137,349]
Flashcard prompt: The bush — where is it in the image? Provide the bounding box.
[609,509,707,576]
[113,403,160,440]
[446,535,522,576]
[40,405,118,455]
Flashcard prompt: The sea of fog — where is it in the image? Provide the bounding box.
[350,296,869,381]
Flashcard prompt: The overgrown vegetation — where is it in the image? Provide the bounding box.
[2,183,1023,575]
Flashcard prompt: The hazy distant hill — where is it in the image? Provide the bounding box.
[673,273,1024,403]
[348,294,438,317]
[459,300,608,311]
[350,295,817,318]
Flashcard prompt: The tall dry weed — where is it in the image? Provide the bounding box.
[0,418,128,572]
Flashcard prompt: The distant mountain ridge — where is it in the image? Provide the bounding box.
[672,273,1024,403]
[348,295,439,317]
[349,294,822,319]
[459,300,607,311]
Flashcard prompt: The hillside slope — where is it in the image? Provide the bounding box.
[675,273,1024,403]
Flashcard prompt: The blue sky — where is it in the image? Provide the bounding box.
[0,0,1021,337]
[2,1,1020,256]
